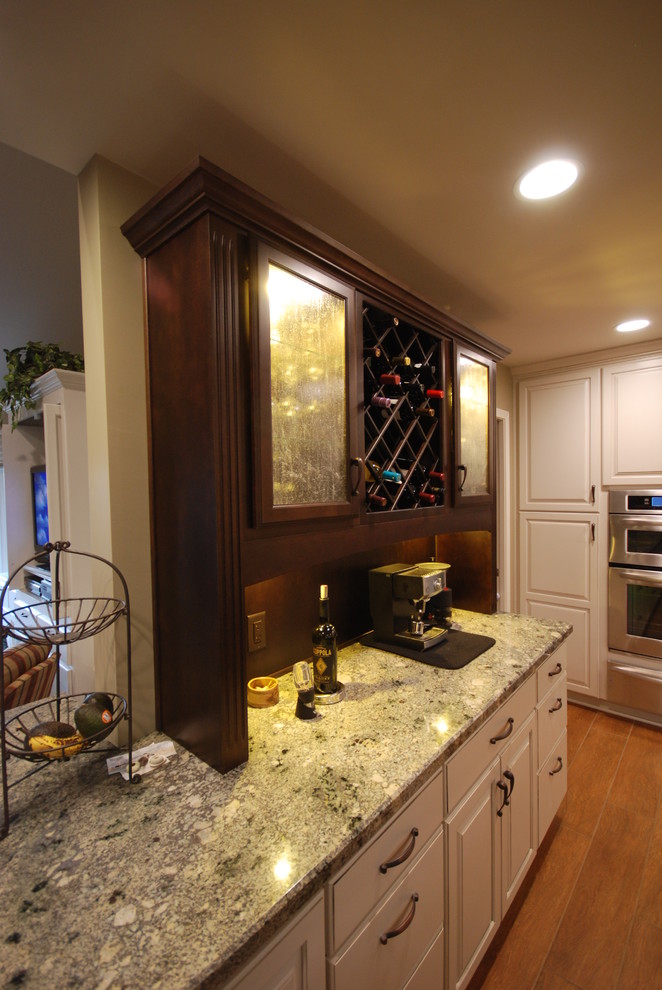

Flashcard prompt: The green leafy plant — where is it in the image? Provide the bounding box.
[0,341,84,429]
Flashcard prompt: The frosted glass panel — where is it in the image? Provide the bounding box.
[459,356,489,495]
[268,263,347,505]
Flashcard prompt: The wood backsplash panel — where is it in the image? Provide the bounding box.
[244,536,436,679]
[435,530,494,614]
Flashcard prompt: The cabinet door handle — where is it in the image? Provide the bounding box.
[548,662,563,678]
[549,697,563,713]
[457,464,467,492]
[549,756,564,776]
[379,827,419,874]
[380,893,419,944]
[496,780,509,817]
[591,523,596,542]
[503,769,515,801]
[591,484,596,504]
[350,457,363,496]
[490,717,514,744]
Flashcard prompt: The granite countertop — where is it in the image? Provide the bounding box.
[0,610,570,990]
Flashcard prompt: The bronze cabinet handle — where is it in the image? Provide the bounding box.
[350,457,363,496]
[380,893,419,944]
[503,769,515,801]
[549,697,563,713]
[490,717,514,744]
[379,827,419,874]
[457,464,467,492]
[496,780,509,817]
[548,662,563,678]
[549,756,564,776]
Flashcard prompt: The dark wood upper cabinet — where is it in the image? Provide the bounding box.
[122,157,509,774]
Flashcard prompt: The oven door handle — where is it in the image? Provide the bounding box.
[609,662,662,685]
[609,566,662,588]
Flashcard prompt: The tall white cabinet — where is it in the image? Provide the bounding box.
[2,369,93,692]
[518,369,600,697]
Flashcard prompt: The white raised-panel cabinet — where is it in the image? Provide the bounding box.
[602,356,662,486]
[519,512,598,696]
[519,369,600,511]
[445,678,538,990]
[223,893,325,990]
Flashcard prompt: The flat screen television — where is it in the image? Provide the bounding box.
[30,465,50,559]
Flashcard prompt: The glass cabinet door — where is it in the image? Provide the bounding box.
[254,243,357,523]
[454,344,494,504]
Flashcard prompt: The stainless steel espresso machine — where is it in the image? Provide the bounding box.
[368,562,451,652]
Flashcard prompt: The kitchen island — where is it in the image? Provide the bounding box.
[0,610,570,989]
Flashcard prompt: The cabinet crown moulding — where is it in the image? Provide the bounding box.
[121,156,510,363]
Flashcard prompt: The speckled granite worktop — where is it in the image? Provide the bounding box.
[0,610,570,990]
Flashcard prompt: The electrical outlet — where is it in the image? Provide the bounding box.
[247,611,267,652]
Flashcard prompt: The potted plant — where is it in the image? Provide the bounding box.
[0,341,84,429]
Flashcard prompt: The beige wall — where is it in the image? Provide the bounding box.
[78,156,157,738]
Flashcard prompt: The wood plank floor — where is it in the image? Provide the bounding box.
[467,702,662,990]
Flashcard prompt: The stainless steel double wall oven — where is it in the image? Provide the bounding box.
[608,491,662,715]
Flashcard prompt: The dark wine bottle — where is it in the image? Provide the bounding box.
[312,585,338,695]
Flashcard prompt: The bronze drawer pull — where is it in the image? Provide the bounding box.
[549,756,564,776]
[490,717,514,744]
[379,827,419,874]
[457,464,467,492]
[380,893,419,944]
[548,697,563,713]
[548,662,563,677]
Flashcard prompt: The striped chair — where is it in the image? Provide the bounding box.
[3,642,57,710]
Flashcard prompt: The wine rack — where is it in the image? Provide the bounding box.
[362,302,446,513]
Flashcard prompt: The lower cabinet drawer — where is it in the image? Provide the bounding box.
[404,927,444,990]
[446,676,536,813]
[538,731,567,843]
[537,673,567,766]
[328,829,444,990]
[329,771,444,952]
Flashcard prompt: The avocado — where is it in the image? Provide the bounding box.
[74,703,113,739]
[28,720,77,739]
[83,692,114,714]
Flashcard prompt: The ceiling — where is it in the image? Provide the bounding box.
[2,0,661,367]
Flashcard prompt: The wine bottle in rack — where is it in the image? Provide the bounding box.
[367,492,388,509]
[369,394,393,410]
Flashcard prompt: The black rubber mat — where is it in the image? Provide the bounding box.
[361,628,496,669]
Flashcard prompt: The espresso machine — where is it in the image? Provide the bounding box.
[368,562,451,652]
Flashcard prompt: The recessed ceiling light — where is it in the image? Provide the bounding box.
[616,318,651,333]
[517,159,580,200]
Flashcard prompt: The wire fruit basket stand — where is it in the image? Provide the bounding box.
[1,542,134,838]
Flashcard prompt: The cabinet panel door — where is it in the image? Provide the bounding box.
[454,344,495,506]
[519,370,599,511]
[254,242,358,524]
[226,894,325,990]
[602,357,662,486]
[500,711,537,913]
[521,514,596,603]
[520,513,597,696]
[446,760,501,990]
